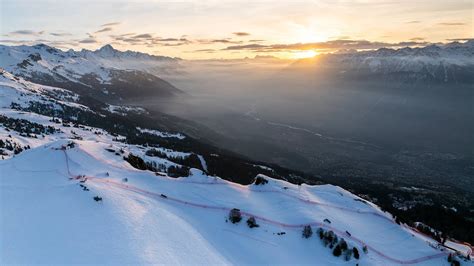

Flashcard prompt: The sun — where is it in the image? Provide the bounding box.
[291,50,317,59]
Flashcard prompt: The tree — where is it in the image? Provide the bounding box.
[229,208,242,223]
[344,248,353,261]
[353,247,360,259]
[254,176,268,185]
[317,228,324,239]
[124,154,147,170]
[302,225,313,238]
[333,244,342,257]
[339,238,348,251]
[247,217,259,228]
[362,245,368,254]
[93,196,102,202]
[167,165,190,178]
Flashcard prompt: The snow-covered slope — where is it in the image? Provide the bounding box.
[0,44,178,83]
[0,140,456,265]
[0,70,471,265]
[0,44,182,100]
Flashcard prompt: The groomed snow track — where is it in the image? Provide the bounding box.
[58,148,448,265]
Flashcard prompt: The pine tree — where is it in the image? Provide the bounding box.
[344,248,353,261]
[353,247,360,259]
[229,208,242,223]
[339,238,348,251]
[246,216,259,228]
[302,225,313,238]
[362,245,368,254]
[333,244,342,257]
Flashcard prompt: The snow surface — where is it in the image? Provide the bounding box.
[137,127,185,140]
[0,69,470,265]
[0,140,454,265]
[0,44,180,85]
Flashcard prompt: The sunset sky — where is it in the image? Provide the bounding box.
[1,0,472,59]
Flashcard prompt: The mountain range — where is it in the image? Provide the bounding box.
[296,40,474,83]
[0,41,473,264]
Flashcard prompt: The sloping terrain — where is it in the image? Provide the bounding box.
[0,69,471,265]
[293,40,474,83]
[0,44,182,101]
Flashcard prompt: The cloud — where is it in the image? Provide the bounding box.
[222,39,429,52]
[331,36,351,40]
[233,32,250,36]
[445,38,473,42]
[79,37,98,44]
[132,33,153,39]
[157,38,179,42]
[109,32,192,47]
[249,39,265,42]
[410,37,425,41]
[160,42,190,47]
[50,32,72,37]
[192,49,216,53]
[8,30,44,36]
[95,27,113,33]
[101,22,121,27]
[406,20,421,24]
[0,39,78,49]
[223,44,266,50]
[197,38,242,44]
[438,22,465,26]
[212,39,240,43]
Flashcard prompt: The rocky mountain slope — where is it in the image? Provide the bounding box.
[297,40,474,83]
[0,44,182,102]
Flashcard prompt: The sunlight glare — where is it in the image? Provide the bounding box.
[292,50,317,59]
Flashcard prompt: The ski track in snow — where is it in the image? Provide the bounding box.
[52,148,448,265]
[197,154,208,173]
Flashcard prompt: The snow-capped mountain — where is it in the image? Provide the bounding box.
[1,69,471,264]
[0,44,182,101]
[302,40,474,83]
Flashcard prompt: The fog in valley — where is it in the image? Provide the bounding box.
[127,57,474,191]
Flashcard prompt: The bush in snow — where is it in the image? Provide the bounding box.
[353,247,360,259]
[229,208,242,224]
[66,141,75,149]
[362,245,368,254]
[317,228,324,239]
[124,154,147,170]
[254,176,268,185]
[333,244,342,257]
[343,248,353,261]
[302,225,313,238]
[324,231,338,248]
[246,217,259,228]
[338,238,348,251]
[93,196,102,202]
[167,165,190,178]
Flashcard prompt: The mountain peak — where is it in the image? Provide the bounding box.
[101,44,115,50]
[95,44,118,57]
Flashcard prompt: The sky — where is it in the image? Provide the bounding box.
[0,0,472,59]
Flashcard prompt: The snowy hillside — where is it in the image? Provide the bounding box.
[0,44,182,100]
[0,44,179,83]
[0,69,472,265]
